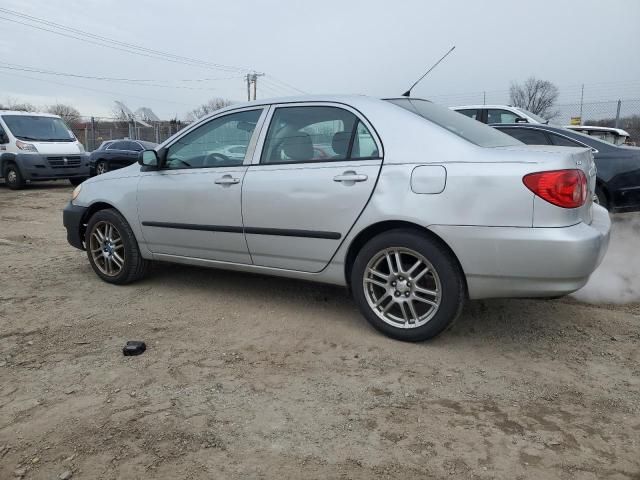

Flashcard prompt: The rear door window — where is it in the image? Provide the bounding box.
[456,109,481,121]
[487,109,521,124]
[499,128,551,145]
[549,133,582,147]
[261,106,378,164]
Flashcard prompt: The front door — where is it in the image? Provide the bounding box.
[242,104,382,272]
[137,108,265,263]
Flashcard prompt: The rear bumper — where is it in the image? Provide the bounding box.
[16,153,90,181]
[431,205,611,299]
[63,202,88,250]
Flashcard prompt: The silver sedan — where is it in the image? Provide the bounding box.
[63,96,610,341]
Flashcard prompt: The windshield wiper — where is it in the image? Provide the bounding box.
[16,135,39,141]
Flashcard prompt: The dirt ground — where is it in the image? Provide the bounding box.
[1,181,639,480]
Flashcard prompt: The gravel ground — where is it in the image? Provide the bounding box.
[1,181,639,480]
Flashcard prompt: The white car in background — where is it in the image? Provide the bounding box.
[451,104,549,125]
[564,126,632,146]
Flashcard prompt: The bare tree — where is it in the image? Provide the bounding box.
[47,103,81,125]
[509,77,559,119]
[186,98,233,121]
[0,98,37,112]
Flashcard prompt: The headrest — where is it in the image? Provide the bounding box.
[332,131,351,157]
[282,132,314,161]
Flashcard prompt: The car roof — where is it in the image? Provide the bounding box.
[195,94,405,121]
[451,104,516,109]
[0,110,61,118]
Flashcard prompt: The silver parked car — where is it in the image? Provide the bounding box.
[63,96,610,341]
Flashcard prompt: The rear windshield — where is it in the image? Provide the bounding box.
[385,98,522,147]
[1,115,75,142]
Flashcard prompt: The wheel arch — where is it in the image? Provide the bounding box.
[1,152,18,173]
[595,179,611,206]
[80,201,119,241]
[343,220,468,293]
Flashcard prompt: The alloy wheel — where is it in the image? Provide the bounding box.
[96,162,107,175]
[7,169,17,184]
[363,247,442,328]
[89,221,125,276]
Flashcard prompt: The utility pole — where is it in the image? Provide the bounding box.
[483,91,486,105]
[245,72,265,101]
[615,99,622,128]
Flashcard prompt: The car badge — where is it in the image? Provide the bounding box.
[63,157,68,165]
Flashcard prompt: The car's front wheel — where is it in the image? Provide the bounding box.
[4,162,25,190]
[85,208,150,284]
[351,229,465,341]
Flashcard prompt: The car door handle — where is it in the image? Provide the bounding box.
[333,172,368,183]
[214,175,240,185]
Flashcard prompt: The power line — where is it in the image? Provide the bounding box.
[0,7,307,96]
[0,63,239,90]
[265,75,307,94]
[0,7,248,73]
[0,70,193,108]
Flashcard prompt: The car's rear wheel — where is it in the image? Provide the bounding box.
[351,229,465,341]
[96,161,108,175]
[85,209,149,284]
[4,163,25,190]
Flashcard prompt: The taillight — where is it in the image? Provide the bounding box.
[523,169,588,208]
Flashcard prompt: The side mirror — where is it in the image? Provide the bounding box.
[139,149,159,168]
[515,117,529,123]
[0,132,8,144]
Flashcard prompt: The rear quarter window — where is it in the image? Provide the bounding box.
[387,99,522,147]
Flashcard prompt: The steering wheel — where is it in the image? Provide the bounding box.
[204,152,231,166]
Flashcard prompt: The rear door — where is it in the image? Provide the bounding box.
[241,103,383,272]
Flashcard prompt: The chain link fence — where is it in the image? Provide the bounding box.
[70,117,187,151]
[553,99,640,142]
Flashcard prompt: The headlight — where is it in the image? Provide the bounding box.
[71,184,82,203]
[16,140,38,152]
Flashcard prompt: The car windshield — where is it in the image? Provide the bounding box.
[514,107,549,124]
[386,98,522,147]
[1,115,76,142]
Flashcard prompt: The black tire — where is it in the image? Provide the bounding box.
[595,186,609,210]
[4,162,25,190]
[85,208,150,284]
[351,229,465,342]
[69,177,86,186]
[95,160,108,175]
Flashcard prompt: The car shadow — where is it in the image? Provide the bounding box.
[144,261,575,348]
[0,180,73,190]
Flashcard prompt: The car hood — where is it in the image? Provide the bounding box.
[84,162,142,185]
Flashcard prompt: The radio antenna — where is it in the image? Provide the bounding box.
[402,46,456,97]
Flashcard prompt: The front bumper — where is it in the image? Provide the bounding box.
[431,205,611,299]
[63,202,88,250]
[17,153,90,181]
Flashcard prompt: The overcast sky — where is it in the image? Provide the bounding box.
[0,0,639,119]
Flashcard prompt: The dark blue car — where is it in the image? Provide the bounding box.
[493,123,640,213]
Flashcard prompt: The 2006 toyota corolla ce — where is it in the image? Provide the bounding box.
[63,96,610,341]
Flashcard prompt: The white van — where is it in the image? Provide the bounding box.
[0,110,90,189]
